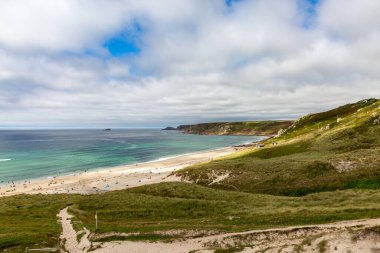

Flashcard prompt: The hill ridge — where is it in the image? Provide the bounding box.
[177,98,380,196]
[169,120,294,136]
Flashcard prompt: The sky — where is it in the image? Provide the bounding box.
[0,0,379,128]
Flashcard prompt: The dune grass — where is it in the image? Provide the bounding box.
[0,194,80,252]
[0,99,379,251]
[3,183,380,251]
[177,100,380,196]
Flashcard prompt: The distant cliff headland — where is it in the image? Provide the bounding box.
[163,120,294,136]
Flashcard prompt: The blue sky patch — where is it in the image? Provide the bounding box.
[103,22,143,57]
[225,0,243,7]
[301,0,320,29]
[104,38,140,56]
[306,0,320,14]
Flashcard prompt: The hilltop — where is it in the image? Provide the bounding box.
[177,98,380,196]
[0,98,379,252]
[165,120,293,136]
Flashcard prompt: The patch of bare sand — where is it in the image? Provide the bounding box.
[332,160,356,173]
[58,207,91,253]
[208,171,230,185]
[200,219,380,252]
[58,206,380,253]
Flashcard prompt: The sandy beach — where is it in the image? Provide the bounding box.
[0,146,242,197]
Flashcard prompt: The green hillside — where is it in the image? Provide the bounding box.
[177,99,380,196]
[0,99,379,252]
[176,120,293,136]
[3,184,380,252]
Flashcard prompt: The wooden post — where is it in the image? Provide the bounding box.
[95,210,98,230]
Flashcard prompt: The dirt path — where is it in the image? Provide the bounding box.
[57,207,380,253]
[57,207,91,253]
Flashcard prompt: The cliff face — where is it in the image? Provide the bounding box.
[176,121,294,136]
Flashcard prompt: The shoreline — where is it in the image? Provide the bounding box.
[0,135,264,184]
[0,145,248,197]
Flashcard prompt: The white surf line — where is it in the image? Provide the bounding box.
[0,158,11,162]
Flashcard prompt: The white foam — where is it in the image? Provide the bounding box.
[0,158,11,162]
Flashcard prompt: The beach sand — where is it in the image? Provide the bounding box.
[0,147,241,197]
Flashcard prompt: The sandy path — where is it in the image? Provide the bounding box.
[58,207,92,253]
[0,147,241,197]
[195,217,380,242]
[57,206,380,253]
[95,219,380,253]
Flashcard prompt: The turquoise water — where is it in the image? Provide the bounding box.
[0,129,263,182]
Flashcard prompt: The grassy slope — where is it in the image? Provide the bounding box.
[3,184,380,251]
[0,99,379,251]
[177,99,380,196]
[177,121,293,136]
[0,194,80,252]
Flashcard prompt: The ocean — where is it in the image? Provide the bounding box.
[0,129,263,182]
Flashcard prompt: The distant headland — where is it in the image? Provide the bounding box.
[163,120,293,136]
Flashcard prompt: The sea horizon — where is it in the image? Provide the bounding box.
[0,129,263,183]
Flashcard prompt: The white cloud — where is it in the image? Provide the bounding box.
[0,0,128,51]
[319,0,380,40]
[0,0,379,127]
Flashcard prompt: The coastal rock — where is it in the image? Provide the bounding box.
[275,128,286,137]
[176,121,293,136]
[162,127,178,130]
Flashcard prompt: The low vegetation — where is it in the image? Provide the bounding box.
[0,99,379,251]
[3,183,380,251]
[177,99,380,196]
[0,194,80,252]
[175,120,293,136]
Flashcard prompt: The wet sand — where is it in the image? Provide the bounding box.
[0,147,241,197]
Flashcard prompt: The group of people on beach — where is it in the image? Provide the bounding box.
[1,180,32,194]
[0,154,211,197]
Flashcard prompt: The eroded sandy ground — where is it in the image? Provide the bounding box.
[58,207,380,253]
[58,207,91,253]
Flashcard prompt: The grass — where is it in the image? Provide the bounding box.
[317,240,328,253]
[0,98,379,251]
[240,140,312,159]
[0,194,80,252]
[176,100,380,196]
[213,247,244,253]
[3,183,380,250]
[279,98,379,140]
[76,230,86,243]
[177,145,380,196]
[177,120,293,136]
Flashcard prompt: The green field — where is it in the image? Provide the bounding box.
[0,99,379,252]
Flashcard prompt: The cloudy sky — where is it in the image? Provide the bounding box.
[0,0,379,128]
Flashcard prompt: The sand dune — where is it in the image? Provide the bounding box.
[58,206,380,253]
